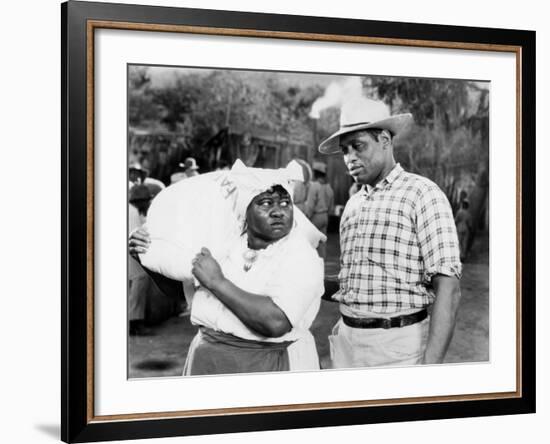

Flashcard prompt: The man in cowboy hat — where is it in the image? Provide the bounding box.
[304,161,334,259]
[319,96,462,368]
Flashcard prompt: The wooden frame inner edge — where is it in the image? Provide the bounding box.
[85,19,523,422]
[89,20,521,52]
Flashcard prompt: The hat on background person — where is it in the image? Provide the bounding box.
[129,162,149,174]
[318,97,413,155]
[288,158,313,183]
[181,157,199,172]
[312,161,327,175]
[129,162,149,184]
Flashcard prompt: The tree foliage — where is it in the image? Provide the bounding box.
[363,76,489,210]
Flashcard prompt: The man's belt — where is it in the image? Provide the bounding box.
[341,309,428,329]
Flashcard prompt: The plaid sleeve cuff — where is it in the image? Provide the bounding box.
[424,263,463,283]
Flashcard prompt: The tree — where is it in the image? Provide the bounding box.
[362,76,490,255]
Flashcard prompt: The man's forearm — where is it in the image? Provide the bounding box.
[423,275,461,364]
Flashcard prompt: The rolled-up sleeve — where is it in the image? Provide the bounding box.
[415,185,462,283]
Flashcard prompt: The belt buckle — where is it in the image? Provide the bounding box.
[388,315,405,329]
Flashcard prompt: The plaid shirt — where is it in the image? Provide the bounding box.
[334,164,462,314]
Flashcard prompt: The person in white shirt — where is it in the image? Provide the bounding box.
[129,166,324,375]
[304,161,334,259]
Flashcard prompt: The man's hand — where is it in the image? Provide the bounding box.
[128,227,150,257]
[191,247,225,291]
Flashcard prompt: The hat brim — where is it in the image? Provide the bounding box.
[318,113,413,155]
[129,166,149,175]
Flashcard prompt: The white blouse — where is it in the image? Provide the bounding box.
[190,230,324,343]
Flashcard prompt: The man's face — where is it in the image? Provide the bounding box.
[339,130,389,186]
[246,187,293,243]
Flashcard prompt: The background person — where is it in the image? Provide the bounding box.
[129,162,165,197]
[304,161,334,259]
[288,158,313,215]
[170,157,200,184]
[129,162,148,186]
[455,198,473,262]
[128,184,153,335]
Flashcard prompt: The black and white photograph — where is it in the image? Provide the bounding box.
[126,65,490,378]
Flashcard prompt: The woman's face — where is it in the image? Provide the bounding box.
[246,186,293,245]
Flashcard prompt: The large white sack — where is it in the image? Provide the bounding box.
[139,160,327,282]
[139,171,241,281]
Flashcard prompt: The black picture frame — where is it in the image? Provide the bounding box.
[61,1,536,442]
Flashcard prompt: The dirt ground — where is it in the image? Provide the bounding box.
[128,232,489,378]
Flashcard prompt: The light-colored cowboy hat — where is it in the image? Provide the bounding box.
[318,97,413,155]
[180,157,199,171]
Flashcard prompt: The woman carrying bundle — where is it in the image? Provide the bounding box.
[129,162,324,376]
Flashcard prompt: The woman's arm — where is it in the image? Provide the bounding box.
[192,248,292,338]
[129,227,184,300]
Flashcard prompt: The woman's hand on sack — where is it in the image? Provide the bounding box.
[191,248,225,291]
[129,226,151,257]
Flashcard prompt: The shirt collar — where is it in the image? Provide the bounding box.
[360,163,403,196]
[384,163,404,185]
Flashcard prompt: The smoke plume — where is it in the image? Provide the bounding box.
[309,77,363,119]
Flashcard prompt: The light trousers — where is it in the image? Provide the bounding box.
[329,316,430,369]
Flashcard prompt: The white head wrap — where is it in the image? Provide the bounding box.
[219,159,303,226]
